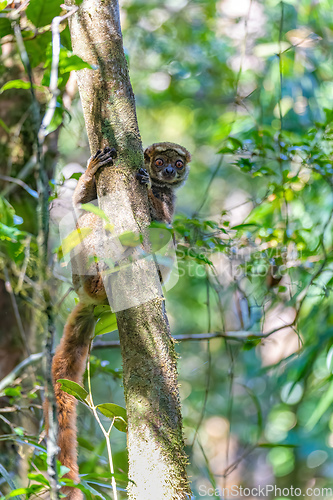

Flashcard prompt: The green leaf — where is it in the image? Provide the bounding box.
[230,223,260,230]
[77,437,95,452]
[26,0,62,28]
[25,32,52,68]
[27,473,50,486]
[44,99,65,135]
[118,230,142,247]
[274,96,294,119]
[94,312,118,336]
[305,381,333,431]
[69,172,82,181]
[74,479,104,498]
[57,379,88,402]
[254,41,290,57]
[81,471,129,482]
[58,465,70,478]
[148,227,172,252]
[0,223,20,241]
[0,1,8,11]
[0,197,15,226]
[0,118,10,134]
[61,227,92,256]
[0,79,47,94]
[0,464,20,495]
[218,136,243,154]
[6,489,31,498]
[60,25,72,50]
[60,477,100,498]
[0,80,31,93]
[81,203,110,223]
[4,485,44,498]
[94,304,111,317]
[4,387,21,398]
[0,17,11,37]
[59,54,92,73]
[96,403,128,432]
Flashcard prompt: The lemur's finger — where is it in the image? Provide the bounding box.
[93,149,102,159]
[136,168,150,185]
[102,146,117,158]
[99,147,117,159]
[97,158,114,167]
[94,146,117,161]
[98,153,115,163]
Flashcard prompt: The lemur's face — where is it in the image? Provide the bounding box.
[144,143,191,188]
[151,150,187,185]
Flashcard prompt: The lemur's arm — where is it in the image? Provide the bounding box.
[72,147,117,207]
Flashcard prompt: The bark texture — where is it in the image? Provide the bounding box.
[64,1,191,498]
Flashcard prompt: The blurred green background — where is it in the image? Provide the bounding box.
[0,0,333,498]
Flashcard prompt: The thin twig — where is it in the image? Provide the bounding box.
[277,1,289,233]
[0,174,38,198]
[0,353,43,393]
[222,444,257,478]
[223,341,237,490]
[38,7,78,144]
[194,155,224,215]
[87,341,118,500]
[1,155,37,197]
[3,265,31,357]
[92,323,296,350]
[16,235,32,293]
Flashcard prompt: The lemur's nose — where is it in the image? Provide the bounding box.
[165,166,176,177]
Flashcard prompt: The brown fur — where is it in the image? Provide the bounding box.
[143,142,191,223]
[148,187,174,224]
[52,303,95,499]
[144,142,191,164]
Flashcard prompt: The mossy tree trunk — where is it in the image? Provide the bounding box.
[64,1,191,498]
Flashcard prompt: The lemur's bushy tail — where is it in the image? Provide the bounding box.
[52,303,95,499]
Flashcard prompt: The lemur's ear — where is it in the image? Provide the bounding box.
[183,149,191,163]
[144,145,155,162]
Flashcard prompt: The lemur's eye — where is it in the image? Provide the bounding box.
[155,158,164,167]
[175,160,184,169]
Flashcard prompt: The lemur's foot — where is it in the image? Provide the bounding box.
[88,146,117,175]
[136,167,150,186]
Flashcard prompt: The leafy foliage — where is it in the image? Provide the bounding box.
[26,0,62,28]
[96,404,128,433]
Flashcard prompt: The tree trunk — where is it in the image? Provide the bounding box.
[64,1,191,498]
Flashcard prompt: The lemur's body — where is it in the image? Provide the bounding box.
[50,143,190,499]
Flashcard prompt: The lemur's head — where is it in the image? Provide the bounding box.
[144,142,191,188]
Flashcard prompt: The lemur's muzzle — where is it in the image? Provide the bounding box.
[163,166,176,178]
